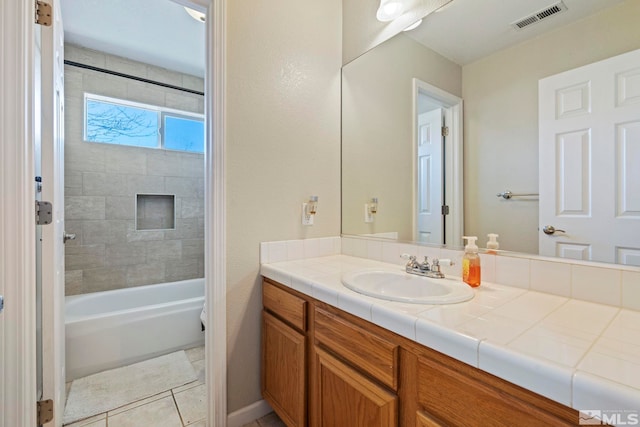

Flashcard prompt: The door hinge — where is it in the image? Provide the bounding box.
[35,1,52,26]
[441,205,450,215]
[441,126,449,137]
[35,201,53,225]
[37,399,54,425]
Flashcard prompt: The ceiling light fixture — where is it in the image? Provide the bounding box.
[403,19,423,31]
[184,6,206,23]
[376,0,404,22]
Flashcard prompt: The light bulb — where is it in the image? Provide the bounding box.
[403,19,423,31]
[376,0,404,22]
[184,6,206,23]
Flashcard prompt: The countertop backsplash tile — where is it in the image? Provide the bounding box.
[336,236,638,311]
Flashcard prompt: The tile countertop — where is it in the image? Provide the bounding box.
[260,254,640,414]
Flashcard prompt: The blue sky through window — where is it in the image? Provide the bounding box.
[85,99,159,148]
[164,115,205,153]
[84,95,204,153]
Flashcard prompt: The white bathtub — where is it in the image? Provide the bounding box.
[65,278,205,380]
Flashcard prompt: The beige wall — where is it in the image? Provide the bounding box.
[342,34,461,240]
[225,0,342,412]
[462,0,640,254]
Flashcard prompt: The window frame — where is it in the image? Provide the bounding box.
[83,92,204,153]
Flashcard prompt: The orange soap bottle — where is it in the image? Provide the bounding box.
[462,236,481,288]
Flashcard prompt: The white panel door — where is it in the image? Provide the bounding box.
[539,48,640,265]
[416,108,443,243]
[40,1,66,424]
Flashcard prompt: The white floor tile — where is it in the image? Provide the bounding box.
[64,413,106,427]
[107,396,182,427]
[108,391,171,417]
[174,383,207,425]
[185,345,205,362]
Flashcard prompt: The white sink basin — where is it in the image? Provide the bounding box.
[341,269,474,304]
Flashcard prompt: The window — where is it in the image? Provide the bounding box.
[84,93,204,153]
[163,114,205,153]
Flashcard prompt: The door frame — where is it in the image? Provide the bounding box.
[0,0,38,426]
[0,0,228,426]
[411,79,464,248]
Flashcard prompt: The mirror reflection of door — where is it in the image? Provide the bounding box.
[413,79,463,247]
[416,106,444,243]
[539,47,640,265]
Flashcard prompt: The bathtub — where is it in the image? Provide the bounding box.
[65,278,205,380]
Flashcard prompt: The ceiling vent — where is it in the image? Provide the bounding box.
[511,1,568,30]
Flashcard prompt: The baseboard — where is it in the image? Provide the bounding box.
[227,399,273,427]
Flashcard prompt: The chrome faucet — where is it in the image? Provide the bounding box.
[400,254,453,279]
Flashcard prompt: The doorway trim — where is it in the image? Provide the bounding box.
[412,78,464,248]
[204,0,228,425]
[172,0,227,424]
[1,0,228,425]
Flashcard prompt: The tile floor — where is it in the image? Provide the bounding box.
[65,346,206,427]
[241,412,285,427]
[64,345,285,427]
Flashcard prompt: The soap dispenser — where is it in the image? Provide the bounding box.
[486,233,499,253]
[462,236,481,288]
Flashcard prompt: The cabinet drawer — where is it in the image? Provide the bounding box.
[263,280,307,332]
[314,307,398,390]
[417,356,575,426]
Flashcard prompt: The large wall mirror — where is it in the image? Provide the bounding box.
[341,0,640,266]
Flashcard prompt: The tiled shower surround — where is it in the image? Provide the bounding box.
[64,44,204,296]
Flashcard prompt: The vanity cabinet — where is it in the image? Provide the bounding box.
[261,278,579,427]
[261,280,308,427]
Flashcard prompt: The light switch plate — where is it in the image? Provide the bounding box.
[364,204,374,223]
[302,203,314,226]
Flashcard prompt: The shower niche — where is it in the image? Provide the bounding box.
[136,194,176,230]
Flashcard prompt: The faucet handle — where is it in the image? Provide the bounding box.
[433,258,454,266]
[400,253,418,267]
[400,253,416,262]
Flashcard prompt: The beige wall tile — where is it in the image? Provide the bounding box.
[82,267,128,293]
[105,242,147,266]
[83,220,130,245]
[146,240,182,263]
[65,244,105,270]
[126,263,166,287]
[65,45,106,68]
[83,172,128,196]
[64,44,205,295]
[147,67,183,87]
[181,74,204,93]
[105,196,135,220]
[65,196,106,221]
[165,259,199,282]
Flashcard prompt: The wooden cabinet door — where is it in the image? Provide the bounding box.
[262,311,306,427]
[313,347,397,427]
[416,410,446,427]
